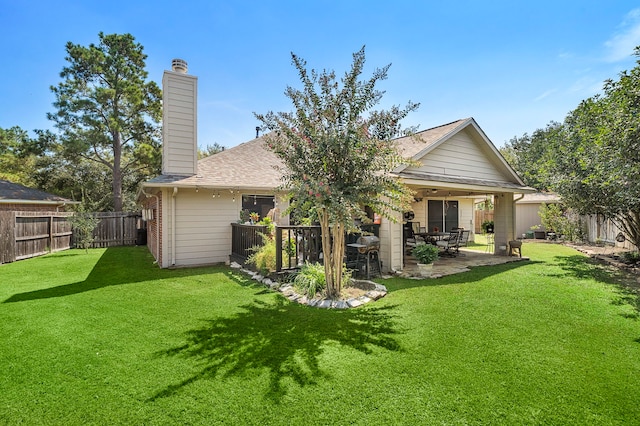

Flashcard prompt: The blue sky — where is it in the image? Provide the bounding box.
[2,1,640,149]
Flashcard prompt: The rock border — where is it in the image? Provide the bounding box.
[229,262,388,309]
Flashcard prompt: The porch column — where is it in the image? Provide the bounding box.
[379,209,403,273]
[493,192,515,255]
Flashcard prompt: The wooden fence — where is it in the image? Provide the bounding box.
[475,209,494,233]
[0,211,143,264]
[83,212,142,248]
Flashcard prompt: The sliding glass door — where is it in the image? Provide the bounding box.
[427,200,458,232]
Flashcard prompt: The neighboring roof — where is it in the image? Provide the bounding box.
[516,192,561,204]
[0,180,76,205]
[144,135,284,190]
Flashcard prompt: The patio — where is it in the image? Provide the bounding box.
[399,247,529,279]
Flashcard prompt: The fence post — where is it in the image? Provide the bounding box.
[0,211,16,264]
[275,226,282,272]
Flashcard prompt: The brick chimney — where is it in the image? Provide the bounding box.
[161,59,198,176]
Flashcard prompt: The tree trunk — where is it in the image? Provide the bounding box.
[112,132,123,212]
[319,209,335,297]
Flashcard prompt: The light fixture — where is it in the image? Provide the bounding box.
[196,186,199,193]
[254,195,257,205]
[431,188,438,194]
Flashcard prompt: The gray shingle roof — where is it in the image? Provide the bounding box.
[142,118,531,193]
[0,180,73,203]
[145,135,284,190]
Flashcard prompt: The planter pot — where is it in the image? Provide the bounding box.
[416,262,433,278]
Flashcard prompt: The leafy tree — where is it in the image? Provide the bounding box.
[255,47,419,298]
[68,203,100,253]
[499,121,563,190]
[198,142,226,159]
[48,32,162,212]
[507,47,640,249]
[0,126,41,185]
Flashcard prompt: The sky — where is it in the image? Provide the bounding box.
[2,1,640,149]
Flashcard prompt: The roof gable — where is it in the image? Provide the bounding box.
[395,118,525,186]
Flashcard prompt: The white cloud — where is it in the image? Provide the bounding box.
[604,8,640,62]
[534,89,557,102]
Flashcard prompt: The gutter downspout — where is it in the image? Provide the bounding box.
[141,187,160,265]
[513,193,525,240]
[172,187,178,266]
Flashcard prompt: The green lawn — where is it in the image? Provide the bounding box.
[1,244,639,425]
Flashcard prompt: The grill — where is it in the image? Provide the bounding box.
[356,235,380,254]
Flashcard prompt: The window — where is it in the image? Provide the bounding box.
[242,195,275,220]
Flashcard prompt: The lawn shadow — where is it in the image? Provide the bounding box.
[3,247,220,303]
[383,260,542,293]
[553,254,640,318]
[150,298,402,403]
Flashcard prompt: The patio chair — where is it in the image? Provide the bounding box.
[436,230,462,256]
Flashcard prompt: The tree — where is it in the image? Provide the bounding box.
[255,47,419,298]
[511,47,640,249]
[68,203,100,253]
[0,126,41,185]
[198,142,226,159]
[48,32,162,212]
[499,121,563,190]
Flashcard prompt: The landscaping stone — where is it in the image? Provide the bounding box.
[230,267,388,309]
[230,262,242,269]
[347,298,365,308]
[332,300,349,309]
[365,290,386,300]
[317,300,332,309]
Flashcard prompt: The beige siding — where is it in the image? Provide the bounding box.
[459,199,475,241]
[515,203,545,237]
[173,190,238,266]
[162,70,198,176]
[410,129,508,181]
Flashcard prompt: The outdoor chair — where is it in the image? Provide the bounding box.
[436,230,462,256]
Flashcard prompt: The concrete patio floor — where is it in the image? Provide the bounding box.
[397,248,529,279]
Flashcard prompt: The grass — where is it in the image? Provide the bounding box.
[1,244,639,425]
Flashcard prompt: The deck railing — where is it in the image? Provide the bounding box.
[230,223,269,264]
[230,223,379,274]
[275,226,322,272]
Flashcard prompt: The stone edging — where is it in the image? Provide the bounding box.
[229,262,388,309]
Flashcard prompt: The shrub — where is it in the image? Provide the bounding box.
[247,235,277,275]
[294,262,326,297]
[412,243,439,264]
[481,220,494,233]
[293,262,352,298]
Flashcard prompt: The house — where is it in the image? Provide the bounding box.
[0,179,76,212]
[139,60,535,271]
[514,192,561,238]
